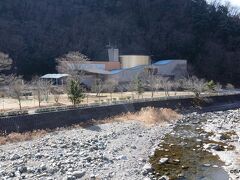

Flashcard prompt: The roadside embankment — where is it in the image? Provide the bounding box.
[0,94,240,134]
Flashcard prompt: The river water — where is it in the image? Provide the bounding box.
[149,103,240,180]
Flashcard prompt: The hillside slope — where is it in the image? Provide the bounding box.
[0,0,239,84]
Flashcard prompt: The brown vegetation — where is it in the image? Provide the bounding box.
[95,107,182,126]
[116,107,182,125]
[0,130,47,145]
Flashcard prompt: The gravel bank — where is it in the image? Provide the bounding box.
[0,120,174,180]
[201,108,240,179]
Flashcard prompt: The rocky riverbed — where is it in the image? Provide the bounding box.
[202,109,240,179]
[0,119,174,180]
[0,108,239,180]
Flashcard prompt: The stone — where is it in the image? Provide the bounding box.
[220,134,231,140]
[72,170,86,178]
[117,155,127,160]
[173,159,180,163]
[15,171,21,178]
[159,176,170,180]
[131,145,137,149]
[181,165,189,169]
[159,158,169,164]
[142,163,152,175]
[18,166,27,173]
[212,144,225,151]
[196,139,202,142]
[41,164,47,171]
[10,154,20,161]
[90,174,97,179]
[35,153,44,159]
[203,164,211,167]
[66,175,76,180]
[143,178,151,180]
[178,173,184,177]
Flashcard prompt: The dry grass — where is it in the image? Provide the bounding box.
[0,130,47,145]
[115,107,181,125]
[89,107,182,126]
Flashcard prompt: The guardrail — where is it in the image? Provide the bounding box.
[0,110,28,118]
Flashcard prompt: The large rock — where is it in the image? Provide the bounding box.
[116,155,128,160]
[142,163,152,175]
[10,154,20,161]
[159,175,170,180]
[72,170,86,178]
[159,158,169,164]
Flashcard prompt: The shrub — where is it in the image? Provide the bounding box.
[93,100,98,103]
[226,83,235,90]
[6,110,28,117]
[126,96,131,101]
[119,97,127,101]
[207,80,216,92]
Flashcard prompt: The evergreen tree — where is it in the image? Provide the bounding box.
[68,80,85,106]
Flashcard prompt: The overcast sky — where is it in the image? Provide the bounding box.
[208,0,240,7]
[220,0,240,7]
[228,0,240,6]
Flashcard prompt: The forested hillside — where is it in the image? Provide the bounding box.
[0,0,239,85]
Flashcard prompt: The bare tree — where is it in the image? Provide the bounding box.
[0,52,13,85]
[118,84,126,98]
[164,80,173,97]
[155,76,172,97]
[51,86,64,104]
[31,77,53,107]
[172,80,180,96]
[151,76,161,97]
[91,79,104,101]
[126,77,138,100]
[56,51,90,83]
[42,81,52,103]
[225,83,235,90]
[31,78,45,107]
[104,79,117,101]
[144,71,157,98]
[8,75,25,110]
[182,76,207,98]
[214,82,222,94]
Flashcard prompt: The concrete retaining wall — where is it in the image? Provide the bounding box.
[1,94,240,134]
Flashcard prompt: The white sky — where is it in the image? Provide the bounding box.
[229,0,240,6]
[221,0,240,7]
[208,0,240,7]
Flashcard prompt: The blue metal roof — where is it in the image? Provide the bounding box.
[153,60,173,65]
[110,70,123,74]
[109,65,146,75]
[41,74,69,79]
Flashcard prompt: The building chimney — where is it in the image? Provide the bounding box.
[108,47,119,62]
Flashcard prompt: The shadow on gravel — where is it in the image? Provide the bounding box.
[83,125,102,132]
